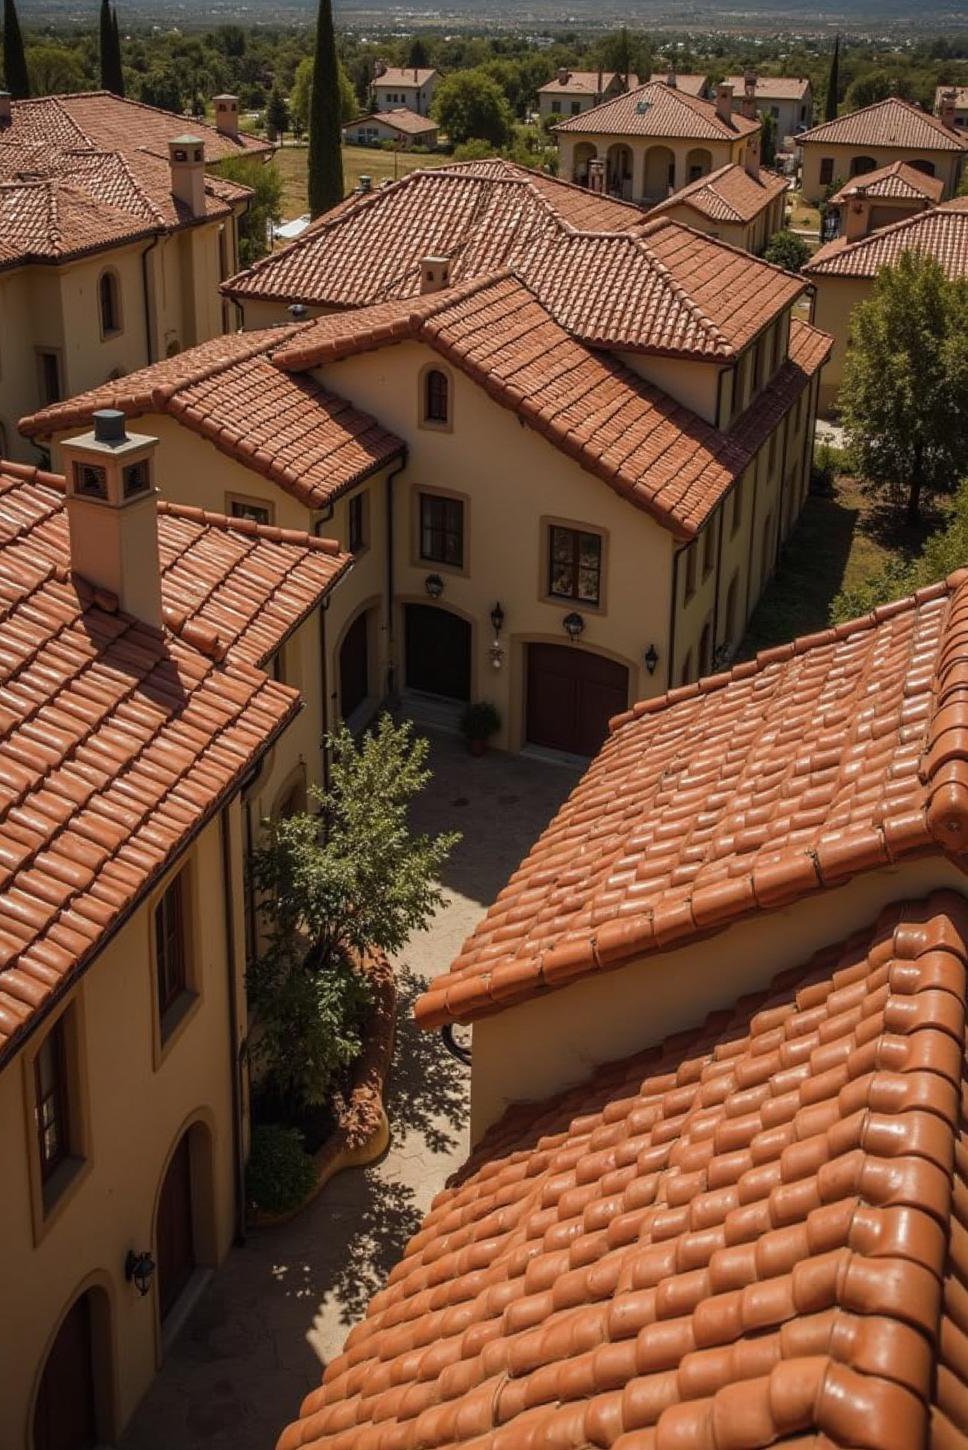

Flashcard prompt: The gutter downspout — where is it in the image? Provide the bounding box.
[743,460,760,630]
[385,453,408,703]
[666,541,688,690]
[141,232,162,365]
[219,804,246,1246]
[712,504,724,657]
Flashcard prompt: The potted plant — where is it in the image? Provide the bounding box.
[460,701,500,756]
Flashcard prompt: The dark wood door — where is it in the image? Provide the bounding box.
[405,605,471,701]
[526,644,628,756]
[157,1133,195,1321]
[339,611,369,719]
[34,1295,97,1450]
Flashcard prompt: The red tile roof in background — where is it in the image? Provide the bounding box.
[280,891,968,1450]
[805,197,968,278]
[798,96,968,152]
[828,161,945,206]
[649,163,787,225]
[723,74,813,101]
[21,326,405,510]
[346,109,438,136]
[553,79,760,139]
[371,67,437,87]
[416,572,968,1028]
[537,70,638,95]
[0,458,344,1064]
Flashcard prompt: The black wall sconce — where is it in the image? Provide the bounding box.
[644,643,659,675]
[125,1249,156,1297]
[424,573,444,599]
[563,611,585,641]
[490,601,505,636]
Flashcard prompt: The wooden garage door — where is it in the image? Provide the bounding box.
[157,1132,195,1321]
[527,645,628,757]
[34,1295,97,1450]
[405,605,471,701]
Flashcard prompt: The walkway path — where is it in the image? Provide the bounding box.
[121,732,579,1450]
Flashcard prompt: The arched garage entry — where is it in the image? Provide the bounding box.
[404,605,471,701]
[33,1287,112,1450]
[526,644,629,756]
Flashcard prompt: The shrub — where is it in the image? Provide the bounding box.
[762,229,811,273]
[460,700,500,741]
[810,441,845,495]
[245,1124,316,1214]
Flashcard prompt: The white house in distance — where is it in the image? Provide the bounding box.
[537,69,638,121]
[371,65,439,117]
[724,73,813,138]
[342,109,438,150]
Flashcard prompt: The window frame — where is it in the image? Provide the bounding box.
[684,540,698,602]
[418,490,465,570]
[227,494,273,526]
[34,1016,71,1188]
[419,364,453,431]
[36,348,63,407]
[97,268,123,339]
[819,157,834,186]
[348,489,368,554]
[24,1002,90,1233]
[151,863,199,1060]
[546,523,603,607]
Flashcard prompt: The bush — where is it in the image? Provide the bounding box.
[810,440,846,496]
[762,229,812,273]
[245,1124,316,1214]
[460,700,501,741]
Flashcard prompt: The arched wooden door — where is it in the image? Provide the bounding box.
[157,1131,195,1321]
[33,1295,97,1450]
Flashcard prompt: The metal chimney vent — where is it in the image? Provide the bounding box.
[93,409,127,445]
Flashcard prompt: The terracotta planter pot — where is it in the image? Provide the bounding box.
[468,737,486,757]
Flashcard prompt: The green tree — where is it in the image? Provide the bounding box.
[840,250,968,525]
[27,44,85,96]
[762,229,811,271]
[218,155,282,264]
[432,68,514,147]
[266,85,289,140]
[406,36,429,70]
[596,27,652,85]
[824,35,840,121]
[307,0,344,216]
[137,63,184,113]
[111,6,124,96]
[3,0,29,99]
[247,718,458,1114]
[289,53,356,138]
[99,0,123,96]
[759,108,776,166]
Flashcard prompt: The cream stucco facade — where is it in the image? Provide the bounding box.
[799,138,964,204]
[809,273,872,414]
[0,802,248,1447]
[652,187,786,252]
[558,130,754,205]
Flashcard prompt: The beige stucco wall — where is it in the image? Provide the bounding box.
[557,131,753,204]
[653,184,785,254]
[810,274,871,414]
[372,75,438,117]
[0,802,247,1446]
[800,138,964,203]
[469,854,968,1140]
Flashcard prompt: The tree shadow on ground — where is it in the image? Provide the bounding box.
[385,961,469,1155]
[854,490,945,556]
[310,1174,426,1331]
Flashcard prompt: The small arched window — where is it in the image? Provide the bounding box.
[98,271,121,336]
[909,158,936,177]
[424,368,449,425]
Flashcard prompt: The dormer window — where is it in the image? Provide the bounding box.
[73,462,108,500]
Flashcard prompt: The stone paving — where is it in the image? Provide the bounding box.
[121,732,579,1450]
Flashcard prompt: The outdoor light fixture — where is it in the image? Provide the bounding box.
[424,573,444,599]
[125,1249,156,1297]
[563,612,585,641]
[489,602,505,670]
[490,602,505,636]
[644,643,659,675]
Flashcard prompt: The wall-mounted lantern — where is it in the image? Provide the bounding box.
[490,602,505,636]
[424,573,444,600]
[563,611,585,642]
[489,601,505,670]
[125,1249,156,1297]
[644,643,659,675]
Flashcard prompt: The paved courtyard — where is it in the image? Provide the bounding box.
[121,732,579,1450]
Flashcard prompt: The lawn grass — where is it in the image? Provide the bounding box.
[787,189,821,234]
[273,144,450,218]
[738,475,935,659]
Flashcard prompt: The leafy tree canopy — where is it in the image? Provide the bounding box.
[218,154,282,264]
[432,67,514,147]
[762,229,811,272]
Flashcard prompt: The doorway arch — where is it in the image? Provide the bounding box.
[525,643,628,756]
[404,604,471,701]
[606,143,633,198]
[644,145,675,199]
[153,1118,216,1329]
[572,141,597,186]
[849,155,877,176]
[686,147,713,181]
[339,608,371,721]
[32,1284,113,1450]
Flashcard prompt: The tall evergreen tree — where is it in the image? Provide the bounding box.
[2,0,29,100]
[307,0,344,218]
[100,0,124,96]
[406,36,429,70]
[111,6,124,97]
[824,35,840,122]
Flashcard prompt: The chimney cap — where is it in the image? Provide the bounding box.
[170,132,204,147]
[213,93,239,102]
[359,174,372,191]
[288,302,309,320]
[93,409,127,445]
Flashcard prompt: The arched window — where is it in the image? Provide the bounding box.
[98,270,121,336]
[909,158,936,177]
[424,368,449,424]
[849,155,877,177]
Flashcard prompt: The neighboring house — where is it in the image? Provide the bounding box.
[277,569,968,1450]
[553,79,761,204]
[648,160,788,250]
[84,160,830,761]
[0,416,348,1447]
[724,71,813,137]
[0,89,269,461]
[804,196,968,412]
[662,72,709,98]
[537,69,638,120]
[798,96,968,203]
[934,84,968,129]
[342,108,439,150]
[826,160,944,241]
[370,66,439,117]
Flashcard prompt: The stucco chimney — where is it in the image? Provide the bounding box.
[61,410,162,629]
[741,71,758,120]
[587,157,605,193]
[940,88,958,129]
[213,94,239,137]
[666,71,677,88]
[169,135,206,218]
[0,92,11,127]
[745,132,761,179]
[844,193,872,241]
[373,59,386,79]
[715,83,734,123]
[557,67,570,86]
[420,256,451,293]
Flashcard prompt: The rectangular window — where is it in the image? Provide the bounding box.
[551,100,561,113]
[819,157,834,186]
[732,476,745,535]
[684,542,698,601]
[155,871,189,1035]
[348,492,366,552]
[38,351,61,406]
[420,493,463,568]
[230,498,271,526]
[548,525,602,604]
[571,100,581,114]
[34,1018,70,1184]
[702,524,715,578]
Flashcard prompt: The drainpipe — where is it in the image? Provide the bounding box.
[140,233,161,364]
[743,459,760,629]
[219,804,246,1246]
[712,503,724,655]
[666,541,687,689]
[385,454,408,702]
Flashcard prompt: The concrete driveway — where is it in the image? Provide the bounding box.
[121,732,579,1450]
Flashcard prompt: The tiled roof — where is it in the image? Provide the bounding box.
[805,197,968,278]
[664,73,708,98]
[279,890,968,1450]
[798,97,968,152]
[224,163,804,360]
[553,80,760,140]
[649,162,787,224]
[724,74,812,102]
[4,91,268,161]
[372,67,437,87]
[347,108,437,135]
[0,462,330,1064]
[416,571,968,1027]
[828,161,945,205]
[537,70,637,95]
[20,326,404,511]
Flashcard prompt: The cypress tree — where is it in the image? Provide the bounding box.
[824,35,840,122]
[2,0,29,100]
[307,0,344,218]
[100,0,124,96]
[111,6,125,96]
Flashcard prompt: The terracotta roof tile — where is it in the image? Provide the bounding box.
[649,162,788,225]
[20,326,404,510]
[0,459,341,1063]
[798,97,968,152]
[828,161,945,205]
[665,74,709,97]
[279,891,968,1450]
[371,67,437,87]
[537,71,638,95]
[805,197,968,278]
[724,74,813,102]
[348,108,437,136]
[416,570,968,1027]
[553,79,761,140]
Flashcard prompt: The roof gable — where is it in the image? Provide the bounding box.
[799,96,968,152]
[805,197,968,278]
[553,79,760,140]
[723,74,812,101]
[649,162,787,224]
[829,160,945,205]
